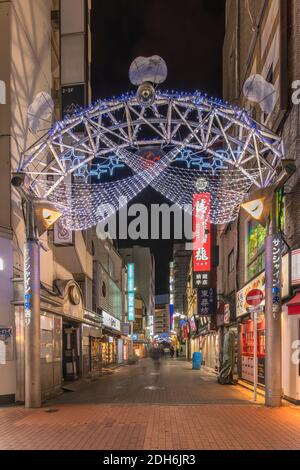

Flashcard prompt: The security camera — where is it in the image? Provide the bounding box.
[136,82,155,107]
[11,172,26,188]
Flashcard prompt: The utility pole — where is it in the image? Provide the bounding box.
[264,160,296,407]
[12,174,41,408]
[24,199,41,408]
[264,195,282,407]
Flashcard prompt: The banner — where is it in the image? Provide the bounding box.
[127,263,135,321]
[197,288,217,316]
[193,193,211,272]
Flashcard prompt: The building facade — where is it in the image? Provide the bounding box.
[173,244,191,315]
[154,294,170,336]
[120,245,155,339]
[0,0,129,404]
[220,0,300,403]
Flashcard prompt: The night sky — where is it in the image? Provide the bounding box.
[91,0,225,294]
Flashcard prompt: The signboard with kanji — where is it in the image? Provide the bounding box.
[193,193,211,272]
[265,234,282,316]
[197,288,217,316]
[193,272,210,288]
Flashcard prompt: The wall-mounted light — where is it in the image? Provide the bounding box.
[0,257,4,271]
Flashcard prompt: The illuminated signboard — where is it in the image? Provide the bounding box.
[127,263,135,321]
[24,243,32,326]
[193,193,211,272]
[169,261,175,330]
[265,234,282,316]
[197,288,217,316]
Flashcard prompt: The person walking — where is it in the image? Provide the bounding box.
[170,345,175,358]
[150,346,161,370]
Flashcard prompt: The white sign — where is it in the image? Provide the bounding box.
[54,219,73,245]
[292,249,300,286]
[102,311,121,332]
[237,253,289,318]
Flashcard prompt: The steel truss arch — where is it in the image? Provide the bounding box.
[20,91,285,229]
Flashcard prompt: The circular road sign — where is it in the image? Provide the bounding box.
[246,289,264,307]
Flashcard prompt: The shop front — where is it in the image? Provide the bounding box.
[132,334,147,358]
[202,331,219,372]
[13,277,103,401]
[121,323,131,363]
[281,248,300,403]
[240,312,265,384]
[13,278,64,402]
[236,253,289,387]
[101,310,122,367]
[82,310,102,378]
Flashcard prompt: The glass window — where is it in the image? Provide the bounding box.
[247,220,267,280]
[228,250,234,273]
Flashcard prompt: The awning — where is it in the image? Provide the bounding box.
[287,292,300,315]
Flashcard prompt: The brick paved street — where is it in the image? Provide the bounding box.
[1,358,300,450]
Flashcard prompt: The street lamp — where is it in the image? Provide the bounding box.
[264,159,296,407]
[11,172,62,408]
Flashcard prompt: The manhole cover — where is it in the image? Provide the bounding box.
[150,372,160,376]
[144,386,165,391]
[45,408,59,413]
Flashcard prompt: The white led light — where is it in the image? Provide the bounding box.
[19,91,284,229]
[0,258,4,271]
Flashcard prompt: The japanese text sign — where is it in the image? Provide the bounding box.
[197,288,217,316]
[193,193,211,272]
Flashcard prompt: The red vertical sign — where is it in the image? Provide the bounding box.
[193,193,211,272]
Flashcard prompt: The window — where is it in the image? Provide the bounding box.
[247,220,267,280]
[228,250,234,274]
[276,188,285,233]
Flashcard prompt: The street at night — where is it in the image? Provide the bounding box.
[1,358,300,450]
[1,0,300,461]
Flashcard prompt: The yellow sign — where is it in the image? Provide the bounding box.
[241,198,265,220]
[35,204,62,234]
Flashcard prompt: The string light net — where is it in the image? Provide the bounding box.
[19,91,285,229]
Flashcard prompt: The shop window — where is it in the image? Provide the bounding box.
[247,220,267,281]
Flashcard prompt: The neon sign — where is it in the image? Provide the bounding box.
[193,193,211,272]
[127,263,135,321]
[24,243,31,325]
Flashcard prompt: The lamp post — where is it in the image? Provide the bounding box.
[264,161,296,407]
[11,173,41,408]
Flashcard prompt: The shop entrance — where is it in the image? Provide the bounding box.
[62,322,80,381]
[101,334,118,366]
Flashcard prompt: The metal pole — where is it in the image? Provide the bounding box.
[264,194,282,407]
[24,199,41,408]
[253,308,257,402]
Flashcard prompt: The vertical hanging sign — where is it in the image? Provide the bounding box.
[265,234,282,317]
[24,242,32,326]
[193,193,211,272]
[127,263,135,322]
[169,261,175,330]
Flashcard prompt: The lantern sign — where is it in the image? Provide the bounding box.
[127,263,135,322]
[193,193,211,272]
[197,288,217,316]
[265,235,282,316]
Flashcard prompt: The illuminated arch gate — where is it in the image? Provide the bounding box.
[19,91,284,230]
